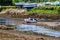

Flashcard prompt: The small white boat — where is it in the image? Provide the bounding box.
[24,18,38,23]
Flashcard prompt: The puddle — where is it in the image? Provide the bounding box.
[0,18,16,25]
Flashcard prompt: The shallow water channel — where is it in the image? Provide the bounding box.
[0,18,60,37]
[16,24,60,37]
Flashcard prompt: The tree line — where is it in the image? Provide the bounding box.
[0,0,60,6]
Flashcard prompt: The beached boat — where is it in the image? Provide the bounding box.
[23,3,37,7]
[15,2,37,9]
[24,18,37,23]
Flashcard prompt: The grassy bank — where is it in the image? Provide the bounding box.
[0,6,16,11]
[27,6,60,14]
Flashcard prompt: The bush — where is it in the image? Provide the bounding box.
[0,7,2,12]
[31,7,45,10]
[57,7,60,14]
[30,6,55,10]
[44,7,54,10]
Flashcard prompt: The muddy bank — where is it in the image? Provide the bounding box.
[0,9,60,20]
[0,25,16,30]
[26,22,60,31]
[7,13,60,20]
[0,30,60,40]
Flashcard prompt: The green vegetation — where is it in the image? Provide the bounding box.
[1,6,60,14]
[0,0,20,6]
[1,0,60,6]
[1,6,16,10]
[27,6,60,14]
[57,7,60,14]
[0,0,14,6]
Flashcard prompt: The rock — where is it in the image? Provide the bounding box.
[5,25,16,30]
[0,25,15,30]
[0,25,7,29]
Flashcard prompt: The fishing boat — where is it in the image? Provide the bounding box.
[15,2,37,9]
[23,3,37,9]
